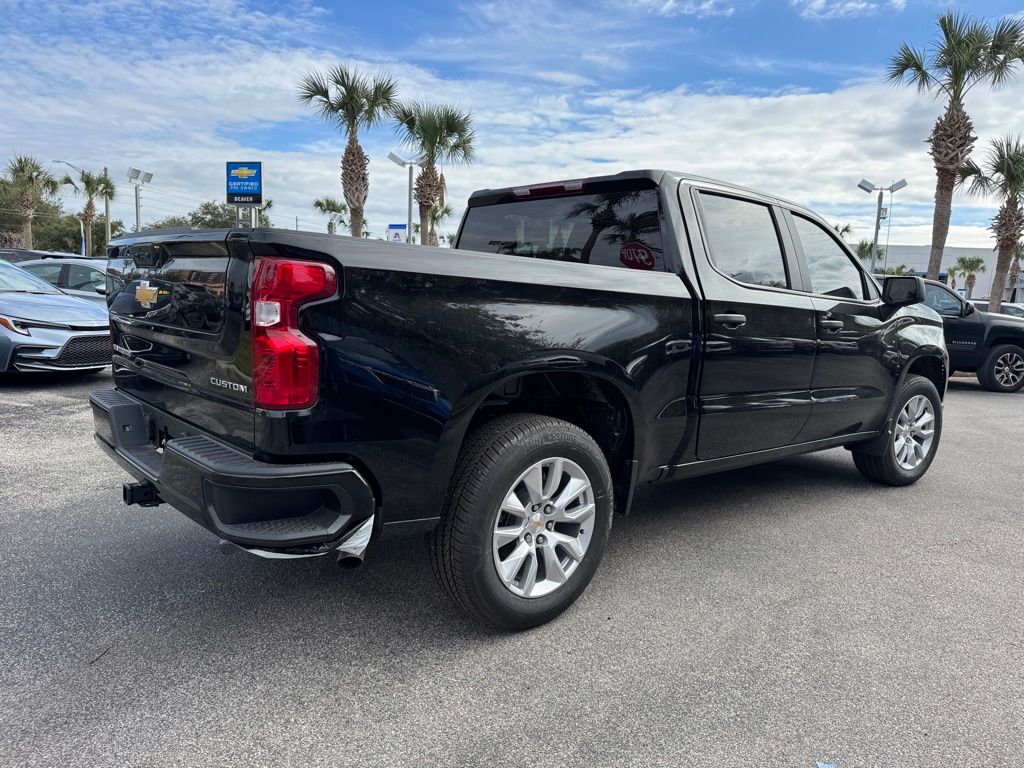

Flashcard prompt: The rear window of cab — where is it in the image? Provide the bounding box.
[457,181,666,272]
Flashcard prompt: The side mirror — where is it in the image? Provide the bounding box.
[94,284,108,295]
[962,301,975,316]
[882,275,925,307]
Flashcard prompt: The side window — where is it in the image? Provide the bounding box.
[792,215,865,299]
[924,284,964,317]
[698,193,788,289]
[67,264,105,291]
[23,263,62,285]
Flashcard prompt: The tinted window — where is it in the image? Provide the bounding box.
[457,185,665,271]
[23,263,63,285]
[67,264,105,290]
[698,193,788,288]
[924,283,963,316]
[792,215,865,299]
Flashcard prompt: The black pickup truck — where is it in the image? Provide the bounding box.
[924,280,1024,392]
[91,170,947,629]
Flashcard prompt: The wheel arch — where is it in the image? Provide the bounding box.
[428,360,645,518]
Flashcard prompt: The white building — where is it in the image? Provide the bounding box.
[878,244,1023,301]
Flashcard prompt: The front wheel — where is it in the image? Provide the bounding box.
[429,413,614,630]
[852,374,942,486]
[977,344,1024,392]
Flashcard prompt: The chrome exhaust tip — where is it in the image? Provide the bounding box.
[336,516,374,567]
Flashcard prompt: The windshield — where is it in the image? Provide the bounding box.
[0,261,61,293]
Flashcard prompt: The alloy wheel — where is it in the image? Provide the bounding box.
[994,351,1024,388]
[892,394,935,471]
[491,457,595,599]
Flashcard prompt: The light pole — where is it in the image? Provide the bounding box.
[127,167,154,232]
[388,152,416,244]
[858,178,908,275]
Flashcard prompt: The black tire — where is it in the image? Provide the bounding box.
[977,344,1024,393]
[852,374,942,486]
[428,413,614,630]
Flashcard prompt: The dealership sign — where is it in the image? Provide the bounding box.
[226,162,263,205]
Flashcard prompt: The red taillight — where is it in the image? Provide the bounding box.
[251,257,337,410]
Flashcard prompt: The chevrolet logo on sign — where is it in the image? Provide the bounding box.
[230,166,258,179]
[135,280,159,309]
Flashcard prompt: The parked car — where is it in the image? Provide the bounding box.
[0,260,111,373]
[968,299,1024,318]
[0,247,87,264]
[90,170,947,629]
[924,280,1024,391]
[19,257,109,305]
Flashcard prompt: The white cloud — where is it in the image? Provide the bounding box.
[625,0,736,17]
[0,0,1015,250]
[790,0,906,20]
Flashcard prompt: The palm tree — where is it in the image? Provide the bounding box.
[946,263,959,289]
[951,255,987,298]
[427,203,453,246]
[5,155,59,249]
[957,136,1024,312]
[1009,241,1023,301]
[887,11,1024,280]
[313,197,348,235]
[62,169,115,256]
[884,264,913,275]
[854,239,885,263]
[832,222,854,240]
[298,65,399,238]
[566,191,641,263]
[394,102,475,246]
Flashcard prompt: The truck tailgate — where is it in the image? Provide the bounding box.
[106,230,256,450]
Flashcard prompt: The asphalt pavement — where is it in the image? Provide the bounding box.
[1,370,1021,767]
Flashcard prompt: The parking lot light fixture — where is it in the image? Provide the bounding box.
[127,167,154,233]
[859,178,909,274]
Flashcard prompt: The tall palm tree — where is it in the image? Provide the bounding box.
[394,102,475,246]
[951,255,987,298]
[5,155,59,249]
[313,197,348,235]
[957,136,1024,312]
[566,191,641,263]
[887,11,1024,280]
[1009,241,1023,301]
[298,65,399,238]
[62,169,115,256]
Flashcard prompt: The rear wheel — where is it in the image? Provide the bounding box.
[429,413,613,630]
[977,344,1024,392]
[852,374,942,486]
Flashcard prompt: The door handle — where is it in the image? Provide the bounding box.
[712,313,746,328]
[820,319,844,331]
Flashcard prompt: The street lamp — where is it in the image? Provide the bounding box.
[388,151,416,244]
[858,178,908,275]
[127,167,154,233]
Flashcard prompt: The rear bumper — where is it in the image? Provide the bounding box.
[90,388,376,557]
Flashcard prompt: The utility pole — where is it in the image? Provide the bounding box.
[103,166,111,245]
[857,178,908,275]
[127,168,153,232]
[407,164,414,244]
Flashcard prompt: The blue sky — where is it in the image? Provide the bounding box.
[3,0,1024,245]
